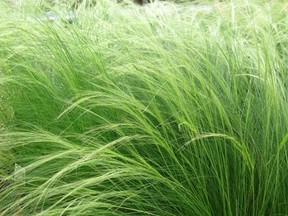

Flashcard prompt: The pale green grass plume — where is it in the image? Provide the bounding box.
[0,1,287,215]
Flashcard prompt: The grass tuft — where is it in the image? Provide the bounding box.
[0,1,287,215]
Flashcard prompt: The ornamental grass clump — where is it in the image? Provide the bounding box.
[0,1,287,215]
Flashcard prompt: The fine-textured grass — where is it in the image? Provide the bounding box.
[0,1,288,215]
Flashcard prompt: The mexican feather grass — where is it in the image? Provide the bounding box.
[0,0,287,215]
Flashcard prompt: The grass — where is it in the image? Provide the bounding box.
[0,0,288,215]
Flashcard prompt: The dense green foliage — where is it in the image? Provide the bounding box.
[0,1,288,215]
